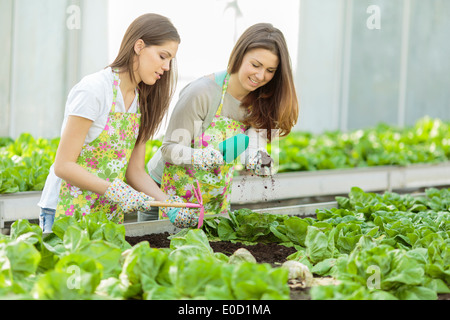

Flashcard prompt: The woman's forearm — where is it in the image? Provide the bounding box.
[127,167,168,201]
[54,161,110,195]
[126,141,168,201]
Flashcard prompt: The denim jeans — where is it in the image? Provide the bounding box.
[39,207,55,233]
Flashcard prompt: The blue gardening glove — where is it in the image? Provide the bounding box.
[160,195,199,228]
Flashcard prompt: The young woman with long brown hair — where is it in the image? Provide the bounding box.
[38,13,190,232]
[147,23,299,227]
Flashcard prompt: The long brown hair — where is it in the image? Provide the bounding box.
[227,23,299,141]
[109,13,180,143]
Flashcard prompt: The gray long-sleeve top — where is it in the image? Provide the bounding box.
[147,72,268,183]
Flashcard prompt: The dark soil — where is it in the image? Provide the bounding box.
[126,232,309,300]
[125,232,449,301]
[126,232,172,249]
[125,232,297,266]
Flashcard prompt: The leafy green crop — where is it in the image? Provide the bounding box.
[0,133,161,194]
[203,187,450,300]
[1,187,448,300]
[269,116,450,172]
[0,210,289,300]
[2,117,449,193]
[0,133,59,193]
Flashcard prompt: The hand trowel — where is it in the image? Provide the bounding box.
[218,133,249,163]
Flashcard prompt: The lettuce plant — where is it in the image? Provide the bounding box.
[203,187,450,300]
[0,211,290,300]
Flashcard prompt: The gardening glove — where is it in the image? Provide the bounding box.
[104,179,154,214]
[246,149,274,176]
[160,195,199,228]
[192,146,224,171]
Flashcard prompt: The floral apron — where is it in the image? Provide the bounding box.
[160,73,247,217]
[55,70,140,224]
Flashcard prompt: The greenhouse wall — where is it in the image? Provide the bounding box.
[1,0,449,139]
[0,0,108,139]
[295,0,450,133]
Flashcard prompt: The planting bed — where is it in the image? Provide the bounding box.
[126,232,297,266]
[125,232,449,300]
[1,186,449,300]
[126,232,311,300]
[124,186,450,300]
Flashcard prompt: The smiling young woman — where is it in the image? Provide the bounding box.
[227,23,299,141]
[227,48,279,100]
[146,22,299,224]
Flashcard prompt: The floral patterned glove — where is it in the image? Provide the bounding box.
[192,147,224,171]
[104,179,154,214]
[246,149,274,176]
[160,195,199,228]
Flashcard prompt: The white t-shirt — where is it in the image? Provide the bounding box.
[38,67,139,210]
